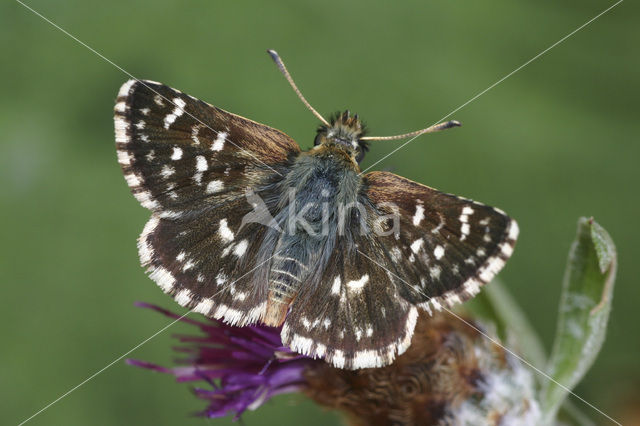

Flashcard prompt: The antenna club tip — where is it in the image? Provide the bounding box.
[450,120,462,127]
[267,49,279,60]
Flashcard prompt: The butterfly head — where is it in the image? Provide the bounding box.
[314,110,369,163]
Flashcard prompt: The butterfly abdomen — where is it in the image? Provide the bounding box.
[264,253,309,326]
[263,151,359,326]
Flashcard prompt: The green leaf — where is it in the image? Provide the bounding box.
[541,217,617,424]
[557,400,597,426]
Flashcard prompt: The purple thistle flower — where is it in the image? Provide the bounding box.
[127,303,314,419]
[129,303,541,425]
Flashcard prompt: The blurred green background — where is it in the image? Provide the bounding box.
[2,0,638,424]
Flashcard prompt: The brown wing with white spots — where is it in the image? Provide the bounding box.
[138,198,274,326]
[114,79,299,217]
[363,171,518,314]
[114,80,300,324]
[282,235,418,370]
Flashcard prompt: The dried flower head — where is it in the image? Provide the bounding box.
[304,313,540,426]
[129,304,540,425]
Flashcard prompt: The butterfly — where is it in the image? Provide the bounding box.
[114,50,518,370]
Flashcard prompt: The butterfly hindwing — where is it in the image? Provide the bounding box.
[363,171,518,312]
[282,236,418,369]
[115,80,300,325]
[138,198,275,326]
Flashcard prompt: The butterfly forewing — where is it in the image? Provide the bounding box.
[114,79,299,217]
[363,171,518,312]
[115,80,299,325]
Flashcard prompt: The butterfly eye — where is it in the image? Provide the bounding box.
[314,134,323,146]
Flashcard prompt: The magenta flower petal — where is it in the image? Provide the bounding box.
[127,303,313,419]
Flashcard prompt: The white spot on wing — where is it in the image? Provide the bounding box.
[434,245,445,260]
[290,333,314,356]
[114,115,130,144]
[182,260,195,271]
[161,165,175,178]
[331,276,341,295]
[302,317,311,330]
[163,97,187,129]
[206,180,224,194]
[135,191,159,210]
[138,216,159,265]
[501,243,514,257]
[117,79,136,98]
[331,350,345,369]
[171,147,183,160]
[346,275,369,293]
[193,298,213,314]
[413,203,425,226]
[117,150,131,165]
[175,289,193,306]
[460,223,470,240]
[429,265,441,280]
[196,155,208,172]
[508,220,519,240]
[462,206,474,216]
[125,173,141,187]
[445,293,461,306]
[233,239,248,257]
[216,272,227,286]
[212,132,227,151]
[218,219,234,242]
[355,328,362,341]
[464,279,481,296]
[149,266,175,292]
[390,246,402,262]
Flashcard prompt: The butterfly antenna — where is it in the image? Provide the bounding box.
[267,49,330,127]
[361,120,461,141]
